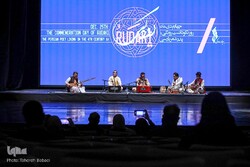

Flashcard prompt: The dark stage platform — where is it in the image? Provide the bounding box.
[1,89,250,103]
[1,89,250,126]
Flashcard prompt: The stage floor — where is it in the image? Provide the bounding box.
[0,89,250,126]
[1,89,250,103]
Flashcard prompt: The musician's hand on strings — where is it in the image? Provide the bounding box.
[66,83,72,88]
[78,82,82,87]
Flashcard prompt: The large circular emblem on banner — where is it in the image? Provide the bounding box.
[110,7,160,58]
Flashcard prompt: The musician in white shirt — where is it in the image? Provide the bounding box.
[108,70,122,87]
[167,72,184,94]
[65,71,85,93]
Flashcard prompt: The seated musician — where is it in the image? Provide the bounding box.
[186,72,205,94]
[65,71,85,93]
[133,72,151,93]
[167,72,184,94]
[136,72,150,86]
[108,70,123,91]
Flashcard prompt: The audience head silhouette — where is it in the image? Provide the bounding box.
[22,100,45,127]
[135,117,150,136]
[179,91,248,148]
[88,112,100,126]
[162,104,180,127]
[112,114,125,130]
[20,100,51,141]
[109,114,136,136]
[200,91,235,126]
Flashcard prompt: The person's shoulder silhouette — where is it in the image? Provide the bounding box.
[109,114,136,136]
[45,115,65,139]
[20,100,50,141]
[22,100,45,127]
[179,91,248,148]
[135,117,151,136]
[153,104,186,137]
[86,112,105,135]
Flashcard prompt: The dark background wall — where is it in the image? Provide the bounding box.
[231,0,250,90]
[0,0,40,90]
[0,0,249,91]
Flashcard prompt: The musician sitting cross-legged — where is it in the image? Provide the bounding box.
[132,72,151,93]
[108,70,123,91]
[65,71,85,93]
[186,72,205,94]
[136,72,150,86]
[167,72,184,94]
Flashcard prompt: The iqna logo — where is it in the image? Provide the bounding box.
[7,146,27,157]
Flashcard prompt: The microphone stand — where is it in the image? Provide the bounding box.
[124,81,137,93]
[102,79,108,92]
[183,81,189,93]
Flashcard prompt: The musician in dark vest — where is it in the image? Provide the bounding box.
[186,72,205,94]
[65,71,85,93]
[136,72,150,86]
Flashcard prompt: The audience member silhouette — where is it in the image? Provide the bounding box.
[109,114,136,136]
[45,114,79,137]
[86,112,105,135]
[153,104,186,137]
[179,91,248,148]
[44,115,65,139]
[162,104,180,128]
[135,118,151,137]
[135,110,155,137]
[20,100,50,141]
[64,117,80,136]
[20,100,79,141]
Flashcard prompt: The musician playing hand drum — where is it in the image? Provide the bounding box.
[186,72,205,94]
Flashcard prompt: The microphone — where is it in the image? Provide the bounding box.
[126,81,137,85]
[168,80,171,85]
[102,79,108,81]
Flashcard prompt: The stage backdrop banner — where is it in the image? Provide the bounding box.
[40,0,230,86]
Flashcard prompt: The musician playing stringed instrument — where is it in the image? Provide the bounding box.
[186,72,205,94]
[65,71,95,93]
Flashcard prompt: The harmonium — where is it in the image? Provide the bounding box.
[136,86,152,93]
